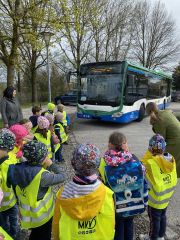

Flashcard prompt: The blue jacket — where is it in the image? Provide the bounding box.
[29,115,39,128]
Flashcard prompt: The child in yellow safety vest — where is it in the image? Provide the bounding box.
[19,119,34,142]
[13,140,67,240]
[0,128,28,239]
[45,114,60,163]
[29,106,42,134]
[52,142,115,240]
[99,131,147,240]
[9,125,28,161]
[44,103,55,117]
[34,116,55,162]
[139,134,177,240]
[53,112,68,163]
[57,104,70,143]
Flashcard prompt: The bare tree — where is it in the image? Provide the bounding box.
[131,0,180,70]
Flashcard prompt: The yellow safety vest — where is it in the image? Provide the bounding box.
[34,130,52,158]
[8,152,18,164]
[0,227,13,240]
[145,158,177,209]
[98,158,107,183]
[16,168,54,229]
[62,111,67,126]
[45,111,55,117]
[0,157,17,212]
[54,123,68,143]
[52,129,60,153]
[31,125,38,134]
[12,144,21,156]
[59,187,114,240]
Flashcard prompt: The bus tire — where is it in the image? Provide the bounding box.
[136,105,145,122]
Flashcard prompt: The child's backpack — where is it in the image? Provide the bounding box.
[104,159,148,218]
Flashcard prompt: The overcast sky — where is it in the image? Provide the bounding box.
[158,0,180,30]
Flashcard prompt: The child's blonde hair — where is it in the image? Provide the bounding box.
[145,102,163,125]
[57,104,65,112]
[109,131,126,152]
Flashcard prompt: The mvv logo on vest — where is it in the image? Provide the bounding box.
[117,174,138,189]
[163,174,171,185]
[20,188,27,197]
[78,217,96,235]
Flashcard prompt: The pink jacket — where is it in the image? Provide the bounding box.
[50,129,60,144]
[9,125,28,158]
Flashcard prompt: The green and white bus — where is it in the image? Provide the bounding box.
[67,61,172,123]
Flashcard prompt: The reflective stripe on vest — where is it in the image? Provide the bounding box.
[146,157,177,209]
[0,158,17,212]
[54,123,68,143]
[59,186,114,240]
[62,111,67,126]
[16,168,54,229]
[34,131,52,158]
[20,201,54,223]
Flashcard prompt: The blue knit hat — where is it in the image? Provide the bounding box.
[149,134,166,154]
[71,142,101,176]
[22,140,48,166]
[0,128,16,152]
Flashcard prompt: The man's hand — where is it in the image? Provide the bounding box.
[4,124,9,128]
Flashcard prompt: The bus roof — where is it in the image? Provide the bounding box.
[128,62,172,80]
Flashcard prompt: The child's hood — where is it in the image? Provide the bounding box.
[9,125,28,142]
[14,162,41,188]
[56,183,106,221]
[104,150,132,166]
[29,115,39,128]
[152,153,175,173]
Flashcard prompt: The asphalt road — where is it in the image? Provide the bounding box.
[73,102,180,237]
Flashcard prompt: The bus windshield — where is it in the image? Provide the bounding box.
[78,62,124,107]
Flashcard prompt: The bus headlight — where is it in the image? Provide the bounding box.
[77,109,83,114]
[111,112,123,118]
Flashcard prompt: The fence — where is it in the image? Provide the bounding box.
[0,92,43,108]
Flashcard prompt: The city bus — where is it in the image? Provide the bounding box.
[67,61,172,123]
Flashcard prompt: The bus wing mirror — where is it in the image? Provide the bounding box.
[67,71,71,83]
[127,74,134,86]
[67,70,79,83]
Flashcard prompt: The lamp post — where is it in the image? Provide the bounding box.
[40,32,54,103]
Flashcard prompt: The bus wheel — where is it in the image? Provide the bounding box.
[136,104,145,122]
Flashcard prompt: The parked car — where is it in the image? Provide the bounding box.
[54,90,87,104]
[171,91,180,102]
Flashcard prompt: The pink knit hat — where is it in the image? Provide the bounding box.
[37,116,50,129]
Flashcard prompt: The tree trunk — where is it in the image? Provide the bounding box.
[7,63,15,86]
[31,68,37,102]
[18,71,21,92]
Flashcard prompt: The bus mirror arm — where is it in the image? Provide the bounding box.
[67,71,79,83]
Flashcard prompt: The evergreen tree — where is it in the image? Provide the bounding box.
[172,64,180,90]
